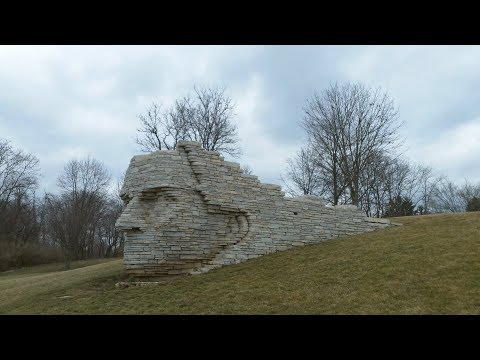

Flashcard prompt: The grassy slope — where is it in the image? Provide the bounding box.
[1,212,480,314]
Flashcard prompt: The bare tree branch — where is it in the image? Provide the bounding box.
[0,139,40,250]
[241,164,254,175]
[135,85,242,157]
[47,157,111,269]
[281,145,326,198]
[302,82,403,206]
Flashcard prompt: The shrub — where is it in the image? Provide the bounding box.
[384,195,415,217]
[466,197,480,212]
[0,243,63,271]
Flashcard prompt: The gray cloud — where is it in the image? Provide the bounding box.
[0,45,479,195]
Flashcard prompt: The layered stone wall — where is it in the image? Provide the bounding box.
[116,141,391,278]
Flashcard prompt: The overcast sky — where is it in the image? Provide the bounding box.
[1,45,479,194]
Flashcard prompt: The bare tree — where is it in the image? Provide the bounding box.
[135,103,167,152]
[241,164,254,175]
[135,100,193,152]
[301,94,346,204]
[165,97,194,149]
[43,193,72,267]
[358,152,418,217]
[362,161,441,216]
[0,139,40,212]
[430,177,464,213]
[383,156,414,204]
[188,85,241,157]
[281,145,325,197]
[0,139,40,254]
[358,151,390,217]
[96,197,125,258]
[458,179,480,211]
[302,82,402,206]
[135,85,241,158]
[410,164,440,214]
[45,157,111,269]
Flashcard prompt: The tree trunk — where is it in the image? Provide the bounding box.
[332,160,339,205]
[105,245,112,258]
[64,253,71,270]
[351,188,359,206]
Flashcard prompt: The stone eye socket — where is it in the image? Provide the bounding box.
[120,193,132,205]
[139,193,158,201]
[163,194,177,201]
[139,190,178,202]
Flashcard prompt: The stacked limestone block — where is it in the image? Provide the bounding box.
[116,141,392,278]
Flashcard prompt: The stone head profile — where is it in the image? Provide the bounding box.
[116,142,249,277]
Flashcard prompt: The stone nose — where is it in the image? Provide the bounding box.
[115,198,143,232]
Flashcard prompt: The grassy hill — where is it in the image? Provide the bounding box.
[1,212,480,314]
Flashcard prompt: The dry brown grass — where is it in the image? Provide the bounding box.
[0,258,124,313]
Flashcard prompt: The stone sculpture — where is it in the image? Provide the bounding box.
[116,141,391,278]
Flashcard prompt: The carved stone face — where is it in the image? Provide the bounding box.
[117,185,247,276]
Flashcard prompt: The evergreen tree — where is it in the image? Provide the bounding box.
[466,196,480,212]
[384,195,415,217]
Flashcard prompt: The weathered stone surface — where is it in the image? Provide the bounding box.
[115,141,393,278]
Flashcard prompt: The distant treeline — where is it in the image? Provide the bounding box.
[0,138,124,271]
[281,82,480,217]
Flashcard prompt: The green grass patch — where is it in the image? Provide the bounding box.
[2,212,480,314]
